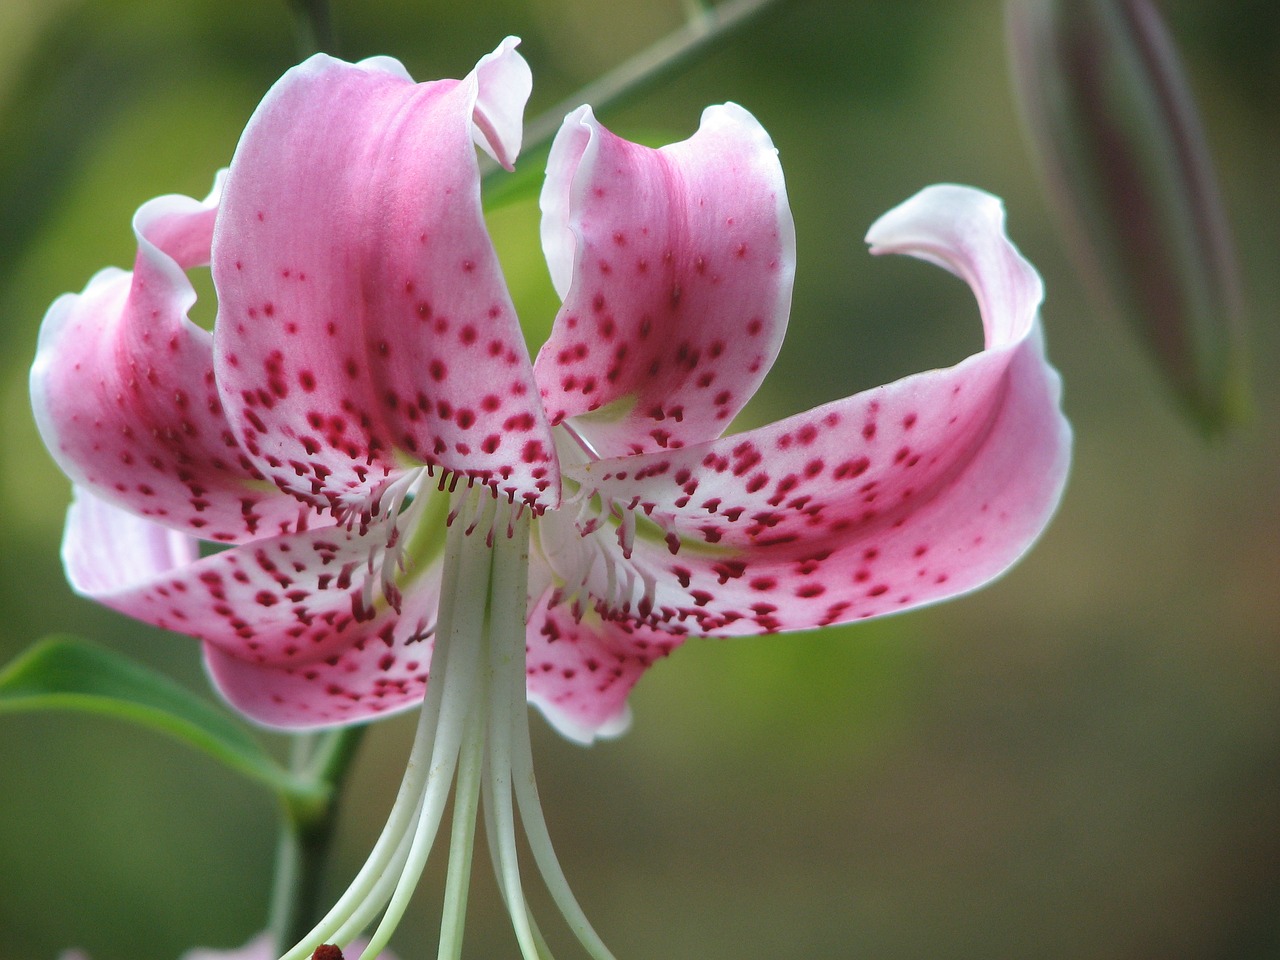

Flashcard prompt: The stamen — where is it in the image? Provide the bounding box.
[281,490,615,960]
[480,794,557,958]
[482,503,543,959]
[328,802,419,945]
[357,499,492,960]
[602,548,618,612]
[491,508,617,960]
[339,469,433,620]
[279,488,475,960]
[435,689,486,960]
[511,724,617,960]
[573,495,598,533]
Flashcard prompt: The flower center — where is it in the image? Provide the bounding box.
[534,427,672,627]
[279,481,616,960]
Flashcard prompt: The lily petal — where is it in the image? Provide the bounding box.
[63,485,198,597]
[536,103,794,457]
[65,486,444,729]
[31,178,310,544]
[471,36,532,170]
[202,576,441,729]
[62,485,442,691]
[568,185,1070,635]
[212,41,558,514]
[524,589,680,743]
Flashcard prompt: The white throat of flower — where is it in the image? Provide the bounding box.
[280,481,615,960]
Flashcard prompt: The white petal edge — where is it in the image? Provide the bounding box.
[62,485,198,599]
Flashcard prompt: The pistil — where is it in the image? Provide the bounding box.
[278,481,614,960]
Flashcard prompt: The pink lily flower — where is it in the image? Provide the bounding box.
[31,37,1069,960]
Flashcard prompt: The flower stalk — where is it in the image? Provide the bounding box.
[287,0,338,57]
[269,726,367,955]
[487,0,785,182]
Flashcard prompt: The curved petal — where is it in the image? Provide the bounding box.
[31,177,310,543]
[524,589,680,743]
[865,184,1043,349]
[212,40,558,514]
[63,486,443,681]
[535,103,794,457]
[471,37,532,170]
[63,484,198,596]
[564,185,1071,635]
[202,578,440,729]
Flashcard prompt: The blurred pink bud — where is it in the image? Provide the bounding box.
[1006,0,1247,431]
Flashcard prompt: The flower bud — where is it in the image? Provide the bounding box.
[1007,0,1247,431]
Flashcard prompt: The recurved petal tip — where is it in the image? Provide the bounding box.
[470,36,532,170]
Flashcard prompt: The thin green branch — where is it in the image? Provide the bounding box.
[288,0,338,57]
[682,0,715,25]
[485,0,785,184]
[269,726,368,954]
[305,721,368,792]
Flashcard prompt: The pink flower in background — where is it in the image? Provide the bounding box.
[61,933,394,960]
[31,35,1069,960]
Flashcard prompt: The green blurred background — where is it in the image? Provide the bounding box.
[1,1,1277,958]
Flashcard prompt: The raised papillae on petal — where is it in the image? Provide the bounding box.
[63,485,443,728]
[31,178,314,544]
[523,589,679,743]
[536,103,794,458]
[212,39,559,513]
[564,185,1071,637]
[202,578,441,728]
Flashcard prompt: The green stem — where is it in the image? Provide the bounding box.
[287,0,338,57]
[481,0,787,184]
[306,722,368,787]
[681,0,714,26]
[269,726,368,954]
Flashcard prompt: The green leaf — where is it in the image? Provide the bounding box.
[0,636,322,806]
